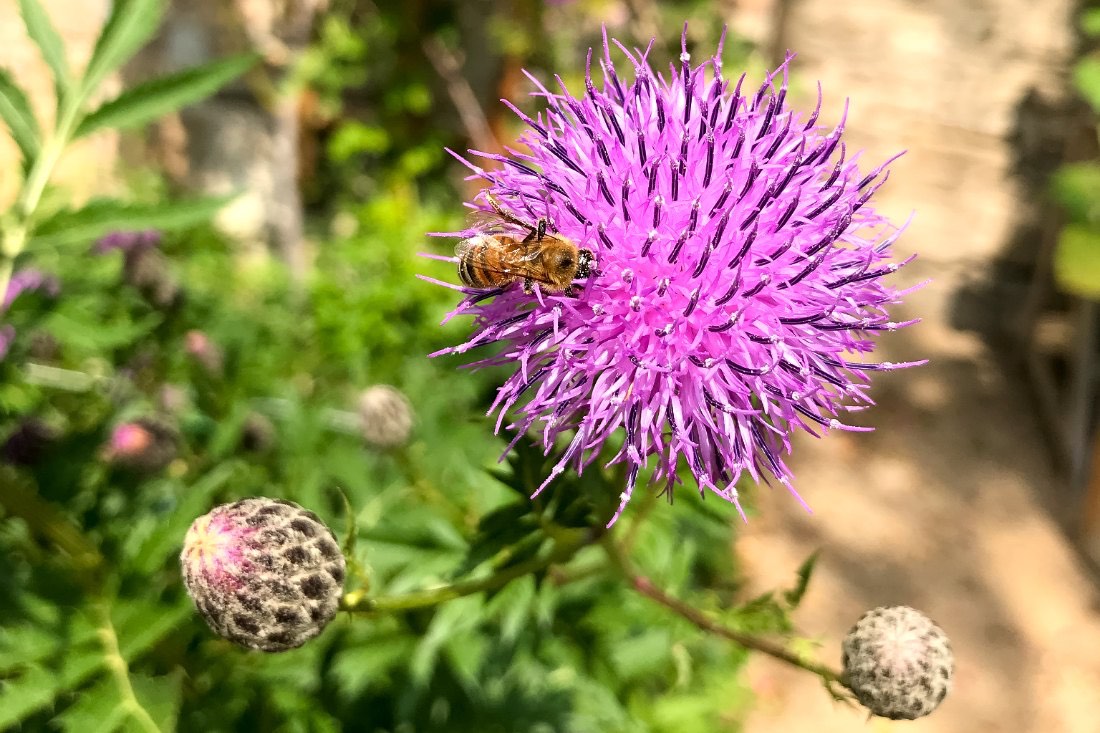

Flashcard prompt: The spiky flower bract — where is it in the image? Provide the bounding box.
[842,606,954,720]
[427,27,919,525]
[181,498,346,652]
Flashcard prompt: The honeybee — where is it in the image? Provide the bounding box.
[457,195,594,295]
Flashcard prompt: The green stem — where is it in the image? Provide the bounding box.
[93,597,163,733]
[341,527,595,614]
[602,535,849,689]
[1,92,85,297]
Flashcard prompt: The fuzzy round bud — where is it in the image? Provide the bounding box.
[102,418,177,473]
[185,330,224,375]
[357,385,413,448]
[842,605,954,720]
[123,248,182,309]
[240,412,276,453]
[180,498,346,652]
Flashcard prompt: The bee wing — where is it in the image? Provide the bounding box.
[466,210,514,235]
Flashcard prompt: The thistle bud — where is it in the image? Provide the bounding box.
[185,330,224,376]
[842,605,954,720]
[357,385,413,448]
[180,498,346,652]
[102,418,177,473]
[1,417,58,466]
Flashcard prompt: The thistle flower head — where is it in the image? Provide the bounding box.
[428,28,918,524]
[180,498,346,652]
[842,605,954,719]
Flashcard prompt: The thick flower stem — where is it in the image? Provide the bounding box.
[1,92,85,299]
[93,597,164,733]
[341,527,596,614]
[601,535,849,690]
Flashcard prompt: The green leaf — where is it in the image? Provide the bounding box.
[130,670,183,733]
[30,195,235,249]
[0,644,105,729]
[82,0,165,95]
[1074,57,1100,115]
[0,68,40,167]
[124,463,240,575]
[18,0,71,104]
[1083,9,1100,37]
[782,550,818,609]
[51,676,127,733]
[1054,224,1100,299]
[75,54,258,138]
[114,599,192,661]
[1051,163,1100,225]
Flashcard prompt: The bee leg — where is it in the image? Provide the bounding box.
[522,277,535,294]
[536,217,547,242]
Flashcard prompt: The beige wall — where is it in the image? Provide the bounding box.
[0,0,117,206]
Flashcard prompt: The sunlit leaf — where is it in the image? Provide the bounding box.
[0,68,40,168]
[1074,57,1100,115]
[75,54,258,138]
[82,0,165,94]
[18,0,71,104]
[30,195,235,249]
[1054,224,1100,299]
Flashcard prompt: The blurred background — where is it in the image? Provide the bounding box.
[2,0,1100,731]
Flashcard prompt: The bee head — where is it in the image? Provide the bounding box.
[575,249,595,279]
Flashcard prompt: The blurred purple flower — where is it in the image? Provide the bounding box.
[427,28,921,525]
[92,229,162,254]
[0,325,14,361]
[3,269,60,310]
[1,269,60,360]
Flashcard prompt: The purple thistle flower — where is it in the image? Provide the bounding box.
[425,27,921,526]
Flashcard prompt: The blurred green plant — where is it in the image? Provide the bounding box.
[0,2,852,732]
[1052,6,1100,298]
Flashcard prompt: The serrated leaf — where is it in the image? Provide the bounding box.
[1051,163,1100,225]
[75,54,258,138]
[82,0,165,95]
[130,670,183,733]
[1074,57,1100,115]
[1054,224,1100,299]
[30,195,235,249]
[125,463,239,575]
[51,675,126,733]
[782,550,818,609]
[1083,9,1100,36]
[0,643,105,729]
[0,67,40,167]
[114,599,191,661]
[18,0,71,104]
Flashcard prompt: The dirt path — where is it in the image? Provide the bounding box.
[732,1,1100,730]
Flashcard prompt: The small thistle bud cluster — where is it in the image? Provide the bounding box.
[842,605,954,720]
[102,418,178,473]
[357,385,414,448]
[181,498,346,652]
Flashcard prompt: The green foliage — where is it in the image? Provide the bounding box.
[74,54,260,138]
[1051,9,1100,299]
[0,2,827,731]
[0,67,41,168]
